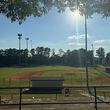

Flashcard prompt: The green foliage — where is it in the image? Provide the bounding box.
[0,47,95,66]
[96,47,105,64]
[0,0,110,23]
[0,0,53,24]
[106,52,110,64]
[1,46,110,66]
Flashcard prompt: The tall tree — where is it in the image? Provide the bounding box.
[87,50,94,65]
[20,49,28,64]
[0,0,53,24]
[44,47,51,57]
[96,47,105,64]
[4,48,19,65]
[58,49,64,57]
[0,49,5,66]
[51,48,55,57]
[106,52,110,64]
[78,48,86,66]
[36,47,44,55]
[30,48,36,56]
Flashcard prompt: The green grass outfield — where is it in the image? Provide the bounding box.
[0,66,110,110]
[0,66,110,87]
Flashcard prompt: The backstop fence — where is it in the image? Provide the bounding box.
[0,86,110,110]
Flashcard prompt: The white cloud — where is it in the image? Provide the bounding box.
[94,40,106,43]
[94,39,110,45]
[68,42,84,46]
[93,39,110,54]
[67,34,92,41]
[67,34,93,47]
[67,34,81,40]
[67,34,110,53]
[67,35,76,40]
[80,34,92,39]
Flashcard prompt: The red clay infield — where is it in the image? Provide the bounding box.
[8,71,44,80]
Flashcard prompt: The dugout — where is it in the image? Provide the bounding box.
[105,67,110,73]
[23,77,64,94]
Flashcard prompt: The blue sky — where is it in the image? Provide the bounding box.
[0,8,110,54]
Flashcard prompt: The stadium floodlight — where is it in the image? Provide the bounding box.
[18,33,22,65]
[25,37,29,50]
[18,33,22,50]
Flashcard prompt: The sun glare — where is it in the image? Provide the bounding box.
[66,9,81,24]
[74,10,80,17]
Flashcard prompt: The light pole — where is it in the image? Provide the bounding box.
[92,44,95,66]
[30,40,32,50]
[18,34,22,50]
[25,37,29,50]
[75,0,89,87]
[18,33,22,65]
[84,13,89,87]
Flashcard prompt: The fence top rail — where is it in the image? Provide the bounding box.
[64,85,110,88]
[0,85,110,89]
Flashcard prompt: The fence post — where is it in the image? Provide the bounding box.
[103,92,106,101]
[29,80,31,87]
[19,88,22,110]
[0,96,1,104]
[94,87,98,110]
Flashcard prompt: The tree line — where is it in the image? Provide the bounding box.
[0,47,110,67]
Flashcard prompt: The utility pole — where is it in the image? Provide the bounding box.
[18,33,22,65]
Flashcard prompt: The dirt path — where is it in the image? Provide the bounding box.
[7,71,44,80]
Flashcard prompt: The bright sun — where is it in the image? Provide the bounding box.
[66,9,81,24]
[74,10,80,17]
